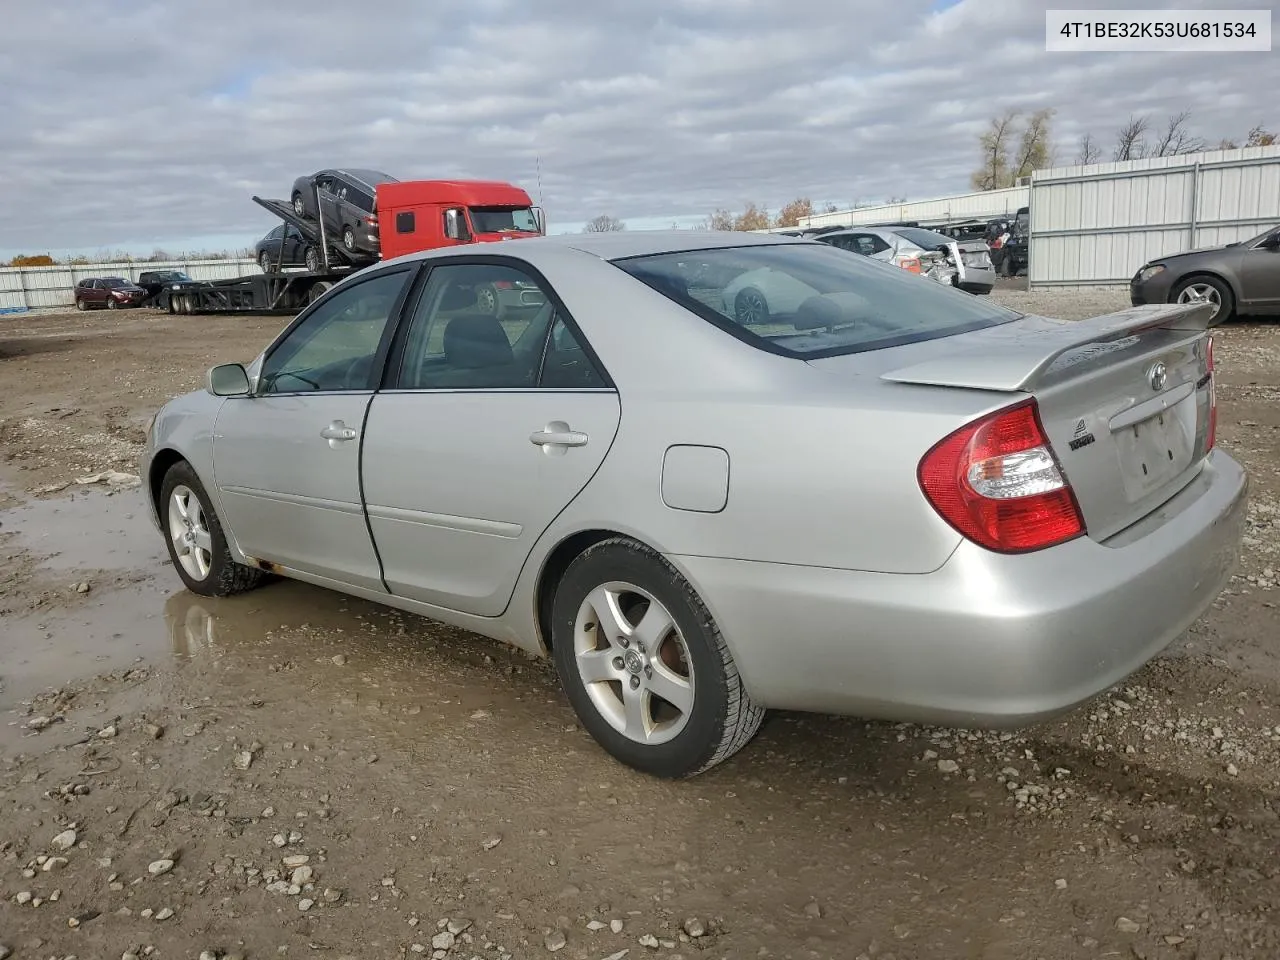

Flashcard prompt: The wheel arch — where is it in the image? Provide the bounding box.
[534,528,649,653]
[148,447,189,518]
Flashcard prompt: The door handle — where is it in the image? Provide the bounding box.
[530,423,588,449]
[321,421,358,444]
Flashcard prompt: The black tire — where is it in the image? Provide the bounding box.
[159,461,267,598]
[733,287,769,325]
[75,298,87,311]
[292,192,307,218]
[307,280,334,305]
[550,537,765,778]
[342,226,356,252]
[304,246,321,272]
[259,252,273,273]
[107,298,119,310]
[1172,274,1235,325]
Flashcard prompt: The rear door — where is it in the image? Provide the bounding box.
[361,258,621,616]
[211,266,416,590]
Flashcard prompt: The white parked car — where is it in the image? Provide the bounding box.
[817,226,996,294]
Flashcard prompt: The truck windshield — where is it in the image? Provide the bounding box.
[469,206,539,234]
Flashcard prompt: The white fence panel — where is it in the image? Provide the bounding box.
[0,258,260,310]
[1028,145,1280,289]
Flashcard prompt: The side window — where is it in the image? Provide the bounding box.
[353,190,374,213]
[258,270,410,395]
[267,225,284,240]
[540,317,608,389]
[396,211,415,234]
[395,263,605,391]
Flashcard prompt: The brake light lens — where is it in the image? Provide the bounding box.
[1206,335,1217,451]
[918,399,1086,553]
[897,256,922,274]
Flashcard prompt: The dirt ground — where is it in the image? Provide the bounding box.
[1,294,1279,960]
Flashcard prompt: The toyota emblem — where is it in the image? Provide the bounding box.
[1148,361,1168,391]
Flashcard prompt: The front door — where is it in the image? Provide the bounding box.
[1239,229,1280,309]
[361,260,620,616]
[211,266,415,590]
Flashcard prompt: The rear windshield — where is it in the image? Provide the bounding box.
[614,243,1022,359]
[892,227,954,249]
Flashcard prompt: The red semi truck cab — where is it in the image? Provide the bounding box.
[374,180,545,260]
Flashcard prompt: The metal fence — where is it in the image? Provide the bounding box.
[1027,144,1280,289]
[0,258,260,310]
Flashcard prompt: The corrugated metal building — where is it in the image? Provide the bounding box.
[0,258,257,310]
[1028,144,1280,289]
[800,185,1029,230]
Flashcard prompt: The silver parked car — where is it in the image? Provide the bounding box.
[817,225,996,294]
[141,231,1247,779]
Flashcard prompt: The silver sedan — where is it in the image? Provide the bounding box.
[141,231,1248,778]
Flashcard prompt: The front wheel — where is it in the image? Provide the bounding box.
[107,298,119,310]
[259,252,274,273]
[550,538,765,778]
[304,246,321,272]
[75,298,87,311]
[292,192,307,218]
[160,461,267,597]
[1173,275,1235,325]
[342,226,356,252]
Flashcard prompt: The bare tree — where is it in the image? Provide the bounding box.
[1246,124,1277,147]
[1113,114,1150,161]
[706,208,735,230]
[971,109,1021,191]
[822,201,839,213]
[1075,132,1101,166]
[1011,107,1055,181]
[583,214,626,233]
[1152,110,1206,156]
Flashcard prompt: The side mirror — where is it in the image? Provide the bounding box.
[207,363,251,397]
[444,208,471,242]
[532,206,546,235]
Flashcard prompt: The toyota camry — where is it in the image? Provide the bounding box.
[141,230,1248,778]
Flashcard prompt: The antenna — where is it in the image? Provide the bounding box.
[536,154,544,207]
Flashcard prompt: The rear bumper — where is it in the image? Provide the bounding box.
[670,450,1248,727]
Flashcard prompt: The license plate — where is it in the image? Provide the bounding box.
[1114,397,1196,500]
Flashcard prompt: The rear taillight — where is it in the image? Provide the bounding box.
[897,256,922,274]
[1206,335,1217,451]
[918,398,1086,554]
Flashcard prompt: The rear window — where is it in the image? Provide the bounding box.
[614,243,1022,359]
[891,227,953,249]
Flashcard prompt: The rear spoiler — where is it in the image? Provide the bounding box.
[880,301,1213,393]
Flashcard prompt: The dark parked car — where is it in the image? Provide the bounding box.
[290,168,399,258]
[1130,223,1280,325]
[74,277,148,310]
[994,206,1029,277]
[137,270,196,302]
[255,224,321,273]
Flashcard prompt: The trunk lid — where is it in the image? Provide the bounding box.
[870,302,1216,541]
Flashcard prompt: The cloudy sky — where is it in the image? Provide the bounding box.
[3,0,1275,259]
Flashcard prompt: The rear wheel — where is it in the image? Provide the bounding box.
[342,226,356,252]
[292,192,306,218]
[160,461,267,598]
[550,537,765,778]
[475,283,501,318]
[304,246,321,272]
[259,252,273,273]
[1173,274,1234,325]
[733,287,769,325]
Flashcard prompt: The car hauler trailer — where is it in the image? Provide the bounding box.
[157,178,545,315]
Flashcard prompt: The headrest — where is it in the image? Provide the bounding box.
[442,314,514,369]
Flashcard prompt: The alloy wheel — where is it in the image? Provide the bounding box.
[168,484,214,581]
[573,581,695,746]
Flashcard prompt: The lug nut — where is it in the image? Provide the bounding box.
[612,657,624,671]
[619,637,629,648]
[629,675,640,690]
[644,665,653,678]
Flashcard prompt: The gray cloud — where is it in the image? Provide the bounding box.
[3,0,1275,253]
